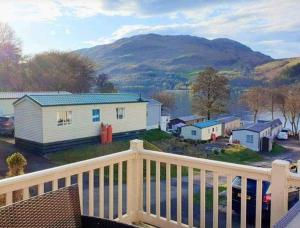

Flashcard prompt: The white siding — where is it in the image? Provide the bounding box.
[200,124,222,140]
[181,124,222,141]
[0,99,17,115]
[42,102,147,143]
[232,130,261,152]
[147,103,161,130]
[14,99,43,143]
[181,126,202,140]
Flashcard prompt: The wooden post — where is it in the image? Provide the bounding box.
[270,160,290,226]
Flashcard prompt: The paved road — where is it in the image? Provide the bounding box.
[0,137,55,177]
[251,138,300,168]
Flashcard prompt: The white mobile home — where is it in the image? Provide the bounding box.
[258,119,283,140]
[14,93,147,154]
[232,123,272,152]
[145,99,162,130]
[180,120,222,141]
[216,116,241,137]
[0,91,70,115]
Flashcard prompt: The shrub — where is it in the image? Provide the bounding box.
[6,152,27,177]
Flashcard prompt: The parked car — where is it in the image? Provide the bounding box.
[277,129,289,140]
[232,176,299,221]
[0,115,14,136]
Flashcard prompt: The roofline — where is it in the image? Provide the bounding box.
[232,128,269,133]
[13,95,148,107]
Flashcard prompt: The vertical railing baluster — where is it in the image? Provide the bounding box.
[109,164,114,220]
[146,159,151,214]
[177,165,182,225]
[38,183,44,195]
[226,175,232,228]
[166,163,171,221]
[188,167,194,228]
[200,170,206,228]
[99,167,104,218]
[23,187,30,200]
[53,179,58,191]
[78,173,83,214]
[89,170,94,216]
[139,159,144,211]
[255,179,263,228]
[213,173,219,228]
[240,176,247,228]
[156,161,160,218]
[118,162,123,219]
[66,176,71,187]
[6,192,12,205]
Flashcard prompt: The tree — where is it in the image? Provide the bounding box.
[22,51,95,92]
[240,87,266,123]
[192,67,229,120]
[95,73,117,93]
[285,84,300,135]
[275,87,288,127]
[152,91,175,113]
[0,23,23,90]
[6,152,27,202]
[6,152,27,177]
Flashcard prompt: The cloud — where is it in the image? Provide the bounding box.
[64,28,71,35]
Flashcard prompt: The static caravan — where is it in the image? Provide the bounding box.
[0,91,70,115]
[232,123,272,152]
[258,119,282,140]
[169,114,206,130]
[145,98,162,130]
[180,120,222,141]
[216,116,241,137]
[14,93,147,154]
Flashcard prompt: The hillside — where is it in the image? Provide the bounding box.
[77,34,272,90]
[254,57,300,84]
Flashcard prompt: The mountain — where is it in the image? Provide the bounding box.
[76,34,273,90]
[254,57,300,85]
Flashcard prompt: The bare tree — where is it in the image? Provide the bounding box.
[240,87,266,123]
[192,67,229,120]
[275,87,288,127]
[152,91,175,113]
[0,23,22,90]
[285,84,300,135]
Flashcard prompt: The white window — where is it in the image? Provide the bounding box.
[57,111,72,126]
[246,135,254,143]
[116,107,125,119]
[191,130,197,136]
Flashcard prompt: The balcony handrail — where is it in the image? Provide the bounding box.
[142,148,271,180]
[0,139,300,228]
[0,149,134,194]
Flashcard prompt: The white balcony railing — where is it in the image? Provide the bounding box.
[0,139,299,228]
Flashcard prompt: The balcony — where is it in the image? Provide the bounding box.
[0,139,299,228]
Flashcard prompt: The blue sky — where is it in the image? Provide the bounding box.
[1,0,299,58]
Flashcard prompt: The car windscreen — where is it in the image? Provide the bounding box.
[0,117,9,122]
[281,130,289,133]
[232,177,270,194]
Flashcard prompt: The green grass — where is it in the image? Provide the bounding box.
[140,129,172,142]
[270,143,286,155]
[194,185,227,209]
[46,139,161,165]
[208,145,263,164]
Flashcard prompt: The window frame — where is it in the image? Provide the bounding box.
[116,107,125,120]
[92,109,100,122]
[191,130,197,136]
[57,111,72,126]
[246,134,254,143]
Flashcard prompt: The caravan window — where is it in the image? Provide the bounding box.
[116,108,125,119]
[246,135,254,143]
[92,109,100,122]
[57,111,72,126]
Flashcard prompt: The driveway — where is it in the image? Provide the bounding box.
[0,137,55,177]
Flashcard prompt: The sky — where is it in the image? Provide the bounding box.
[0,0,299,59]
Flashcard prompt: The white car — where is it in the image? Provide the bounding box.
[277,130,288,140]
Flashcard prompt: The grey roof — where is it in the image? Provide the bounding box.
[258,119,282,129]
[0,91,70,99]
[216,116,240,124]
[15,93,147,107]
[233,122,271,133]
[177,115,205,122]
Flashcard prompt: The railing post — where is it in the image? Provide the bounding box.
[127,139,143,223]
[270,160,290,226]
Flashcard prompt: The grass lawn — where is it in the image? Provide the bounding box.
[194,185,227,209]
[140,129,172,142]
[46,139,161,165]
[270,143,286,155]
[208,144,263,164]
